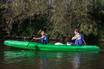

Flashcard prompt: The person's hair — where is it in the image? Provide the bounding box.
[41,31,46,35]
[74,29,80,33]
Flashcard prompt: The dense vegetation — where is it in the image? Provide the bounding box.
[0,0,104,44]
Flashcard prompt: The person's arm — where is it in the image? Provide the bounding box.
[33,37,41,40]
[72,35,80,40]
[33,35,45,40]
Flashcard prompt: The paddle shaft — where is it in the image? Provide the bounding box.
[27,38,34,47]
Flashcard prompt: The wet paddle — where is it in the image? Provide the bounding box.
[26,34,35,47]
[26,38,34,47]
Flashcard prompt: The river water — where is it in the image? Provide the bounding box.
[0,46,104,69]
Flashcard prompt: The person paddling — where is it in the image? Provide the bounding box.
[71,29,86,46]
[33,31,48,44]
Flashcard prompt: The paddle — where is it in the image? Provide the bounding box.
[26,38,34,47]
[26,34,35,47]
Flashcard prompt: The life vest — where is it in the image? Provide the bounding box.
[74,34,85,45]
[40,35,48,44]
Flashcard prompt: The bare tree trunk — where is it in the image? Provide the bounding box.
[5,16,13,35]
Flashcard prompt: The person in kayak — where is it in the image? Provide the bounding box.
[33,31,48,44]
[71,29,86,46]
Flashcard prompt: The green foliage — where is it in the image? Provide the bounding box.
[0,0,104,40]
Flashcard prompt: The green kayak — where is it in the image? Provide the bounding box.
[4,40,100,52]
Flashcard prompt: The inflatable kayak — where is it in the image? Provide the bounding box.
[4,40,100,52]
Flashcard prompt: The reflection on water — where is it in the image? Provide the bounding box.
[0,49,103,69]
